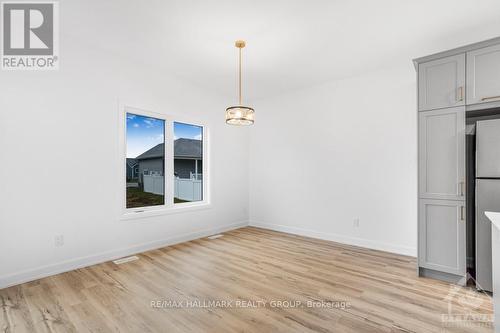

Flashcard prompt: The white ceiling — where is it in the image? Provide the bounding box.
[65,0,500,101]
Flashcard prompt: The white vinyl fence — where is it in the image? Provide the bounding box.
[143,175,202,201]
[190,172,202,181]
[175,177,202,201]
[143,175,164,195]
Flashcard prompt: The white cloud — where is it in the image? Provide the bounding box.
[133,123,139,128]
[194,134,202,140]
[146,134,164,142]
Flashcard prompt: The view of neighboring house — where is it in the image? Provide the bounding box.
[126,158,139,180]
[135,138,202,183]
[135,143,165,184]
[173,138,203,179]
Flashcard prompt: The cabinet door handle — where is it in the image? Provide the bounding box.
[481,95,500,102]
[459,181,465,196]
[458,86,464,102]
[460,206,465,221]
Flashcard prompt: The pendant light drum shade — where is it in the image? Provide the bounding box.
[225,106,254,125]
[225,40,254,126]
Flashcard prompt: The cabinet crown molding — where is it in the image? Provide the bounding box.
[413,36,500,70]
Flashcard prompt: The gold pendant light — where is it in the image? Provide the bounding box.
[226,40,254,125]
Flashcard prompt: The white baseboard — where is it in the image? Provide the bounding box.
[0,221,248,290]
[250,221,416,257]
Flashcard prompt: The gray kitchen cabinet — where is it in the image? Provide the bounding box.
[415,37,500,285]
[418,199,466,276]
[467,44,500,105]
[418,54,465,111]
[418,107,465,200]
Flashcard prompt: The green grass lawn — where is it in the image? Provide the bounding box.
[126,187,189,208]
[127,187,163,208]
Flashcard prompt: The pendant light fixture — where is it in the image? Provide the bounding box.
[225,40,254,125]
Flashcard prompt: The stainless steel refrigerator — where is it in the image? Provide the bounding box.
[476,119,500,292]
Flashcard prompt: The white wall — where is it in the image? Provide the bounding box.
[249,62,418,256]
[0,24,249,288]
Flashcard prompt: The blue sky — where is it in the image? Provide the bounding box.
[126,113,202,158]
[174,122,203,141]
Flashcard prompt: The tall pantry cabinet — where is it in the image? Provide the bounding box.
[415,37,500,283]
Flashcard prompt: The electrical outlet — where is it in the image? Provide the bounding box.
[55,235,64,247]
[353,218,360,228]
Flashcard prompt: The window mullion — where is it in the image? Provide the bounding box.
[165,119,175,207]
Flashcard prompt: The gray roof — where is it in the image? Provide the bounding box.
[174,138,202,159]
[136,143,164,160]
[136,139,202,160]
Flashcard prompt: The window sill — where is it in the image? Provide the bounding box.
[120,202,212,221]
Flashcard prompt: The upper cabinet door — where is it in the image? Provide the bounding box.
[419,107,465,200]
[418,54,465,111]
[467,44,500,105]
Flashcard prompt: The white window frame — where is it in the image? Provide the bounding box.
[119,105,210,220]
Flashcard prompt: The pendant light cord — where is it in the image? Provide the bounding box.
[239,47,242,105]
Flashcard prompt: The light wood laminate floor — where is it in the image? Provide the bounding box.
[0,227,494,332]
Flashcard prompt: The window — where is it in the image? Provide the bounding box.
[123,107,208,215]
[126,113,165,209]
[174,122,203,203]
